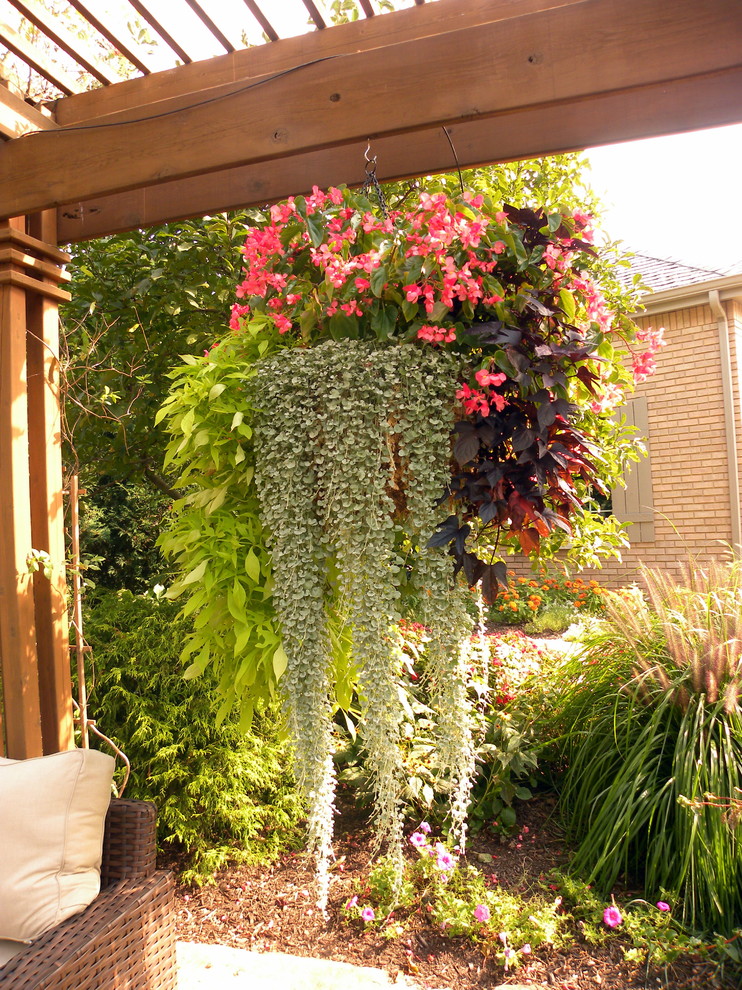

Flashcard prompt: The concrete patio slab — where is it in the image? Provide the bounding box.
[176,941,424,990]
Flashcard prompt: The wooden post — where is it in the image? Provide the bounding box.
[26,210,74,754]
[0,214,72,757]
[0,216,43,758]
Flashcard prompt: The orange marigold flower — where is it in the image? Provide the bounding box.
[518,577,527,584]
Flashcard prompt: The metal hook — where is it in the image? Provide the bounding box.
[361,139,388,220]
[364,140,377,176]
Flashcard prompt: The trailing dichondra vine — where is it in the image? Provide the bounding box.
[253,341,468,899]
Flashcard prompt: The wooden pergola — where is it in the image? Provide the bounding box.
[1,0,741,759]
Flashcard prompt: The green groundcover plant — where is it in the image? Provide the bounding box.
[83,589,303,882]
[343,822,733,976]
[549,561,742,934]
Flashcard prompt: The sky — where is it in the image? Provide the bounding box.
[584,123,742,275]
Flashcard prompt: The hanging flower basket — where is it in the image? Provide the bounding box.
[162,181,660,908]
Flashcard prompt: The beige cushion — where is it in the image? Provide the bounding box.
[0,749,114,945]
[0,940,24,967]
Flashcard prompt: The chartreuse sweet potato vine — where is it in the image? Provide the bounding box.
[159,183,658,906]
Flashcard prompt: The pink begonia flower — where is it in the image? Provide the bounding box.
[474,369,507,388]
[418,821,432,834]
[656,901,670,912]
[409,831,427,848]
[346,896,358,909]
[603,905,623,928]
[473,904,490,923]
[462,191,484,209]
[361,907,375,922]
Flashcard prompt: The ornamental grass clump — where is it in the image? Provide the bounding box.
[553,560,742,933]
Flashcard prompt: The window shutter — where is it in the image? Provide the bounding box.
[612,396,654,542]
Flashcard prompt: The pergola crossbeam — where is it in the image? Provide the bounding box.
[58,66,742,242]
[2,0,741,225]
[50,0,566,127]
[7,0,127,86]
[0,84,58,139]
[0,18,77,95]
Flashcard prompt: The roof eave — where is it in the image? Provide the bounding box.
[638,271,742,316]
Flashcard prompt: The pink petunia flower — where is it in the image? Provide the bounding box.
[436,850,455,871]
[603,905,622,928]
[361,907,375,922]
[473,904,490,923]
[656,901,670,912]
[409,831,427,848]
[346,895,358,909]
[418,821,432,834]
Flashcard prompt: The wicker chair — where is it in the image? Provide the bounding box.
[0,799,177,990]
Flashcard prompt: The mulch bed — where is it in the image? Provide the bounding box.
[165,793,735,990]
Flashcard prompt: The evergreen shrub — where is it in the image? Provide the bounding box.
[84,590,303,881]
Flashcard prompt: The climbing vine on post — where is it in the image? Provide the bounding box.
[160,183,661,906]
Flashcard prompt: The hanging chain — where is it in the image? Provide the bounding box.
[361,141,389,220]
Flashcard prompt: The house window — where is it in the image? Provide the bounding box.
[611,395,655,542]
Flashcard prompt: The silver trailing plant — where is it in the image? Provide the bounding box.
[253,340,476,903]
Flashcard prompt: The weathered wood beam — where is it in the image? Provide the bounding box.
[0,217,43,759]
[25,210,74,754]
[0,83,58,139]
[2,0,741,224]
[58,66,742,243]
[53,0,557,126]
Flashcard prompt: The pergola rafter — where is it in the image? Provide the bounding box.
[0,0,740,758]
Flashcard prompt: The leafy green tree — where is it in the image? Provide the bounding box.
[62,213,252,587]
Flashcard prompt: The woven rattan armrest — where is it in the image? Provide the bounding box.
[0,798,177,990]
[0,872,177,990]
